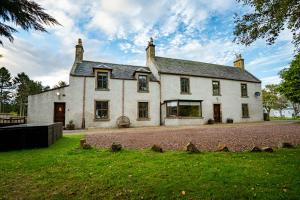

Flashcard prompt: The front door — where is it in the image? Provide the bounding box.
[213,104,221,123]
[54,103,65,126]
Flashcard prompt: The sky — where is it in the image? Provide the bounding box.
[0,0,296,88]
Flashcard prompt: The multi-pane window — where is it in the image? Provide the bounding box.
[138,102,149,119]
[166,101,178,117]
[95,101,109,119]
[212,81,220,96]
[166,100,202,117]
[97,72,108,89]
[241,83,248,97]
[138,75,148,92]
[242,103,249,118]
[180,77,190,94]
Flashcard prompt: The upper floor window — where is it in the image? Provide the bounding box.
[95,101,109,120]
[97,72,108,89]
[180,77,190,94]
[241,83,248,97]
[212,81,220,96]
[242,103,249,118]
[138,75,148,92]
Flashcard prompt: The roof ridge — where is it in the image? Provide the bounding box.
[154,56,234,69]
[82,60,145,68]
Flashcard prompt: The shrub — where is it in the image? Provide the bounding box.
[66,120,75,130]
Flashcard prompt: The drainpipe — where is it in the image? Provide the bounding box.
[81,77,86,129]
[122,80,125,116]
[159,73,162,125]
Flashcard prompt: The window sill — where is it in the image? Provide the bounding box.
[94,118,110,121]
[242,116,250,118]
[137,90,149,93]
[241,96,249,98]
[180,92,192,95]
[166,116,203,119]
[95,88,110,91]
[213,94,221,96]
[137,118,150,121]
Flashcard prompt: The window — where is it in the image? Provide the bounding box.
[166,100,202,117]
[166,101,178,117]
[212,81,220,96]
[241,83,248,97]
[138,75,148,92]
[242,103,249,118]
[95,101,109,119]
[138,102,149,119]
[180,78,190,94]
[96,72,108,89]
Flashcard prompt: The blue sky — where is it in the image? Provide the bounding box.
[0,0,295,87]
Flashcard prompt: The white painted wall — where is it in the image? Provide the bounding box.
[83,74,160,128]
[28,72,263,128]
[28,74,160,128]
[270,108,295,118]
[160,74,263,125]
[28,86,70,124]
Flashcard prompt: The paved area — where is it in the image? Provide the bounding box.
[82,121,300,151]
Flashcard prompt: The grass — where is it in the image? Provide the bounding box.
[0,135,299,199]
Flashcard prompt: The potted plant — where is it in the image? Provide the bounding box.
[66,120,75,130]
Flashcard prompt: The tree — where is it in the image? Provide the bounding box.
[274,95,288,117]
[14,72,43,116]
[0,67,13,112]
[0,0,60,44]
[262,84,278,116]
[234,0,300,52]
[53,81,67,88]
[279,54,300,117]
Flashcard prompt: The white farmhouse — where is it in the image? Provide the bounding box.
[28,38,263,128]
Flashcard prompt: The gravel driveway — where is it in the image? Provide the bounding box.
[85,121,300,151]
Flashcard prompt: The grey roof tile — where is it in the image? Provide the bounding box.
[71,60,158,81]
[154,56,261,83]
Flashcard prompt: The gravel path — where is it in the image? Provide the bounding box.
[86,122,300,151]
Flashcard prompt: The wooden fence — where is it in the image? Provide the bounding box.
[0,115,27,127]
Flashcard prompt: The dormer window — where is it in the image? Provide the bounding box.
[138,75,149,92]
[97,72,108,90]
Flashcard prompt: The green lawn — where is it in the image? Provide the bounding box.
[0,135,299,199]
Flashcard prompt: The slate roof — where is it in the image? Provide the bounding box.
[70,60,158,81]
[154,56,261,83]
[71,57,261,83]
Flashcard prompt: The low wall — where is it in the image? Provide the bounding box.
[0,122,63,151]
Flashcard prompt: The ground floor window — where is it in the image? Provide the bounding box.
[95,101,109,119]
[242,103,249,118]
[138,102,149,119]
[166,100,202,117]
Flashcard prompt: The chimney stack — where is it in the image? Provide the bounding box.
[75,38,84,63]
[146,37,155,62]
[233,54,244,71]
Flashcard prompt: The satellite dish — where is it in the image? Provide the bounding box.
[255,92,261,97]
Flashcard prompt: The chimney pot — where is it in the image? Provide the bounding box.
[146,37,155,62]
[234,53,244,71]
[75,38,84,63]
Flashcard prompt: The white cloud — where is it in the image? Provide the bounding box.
[261,76,282,88]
